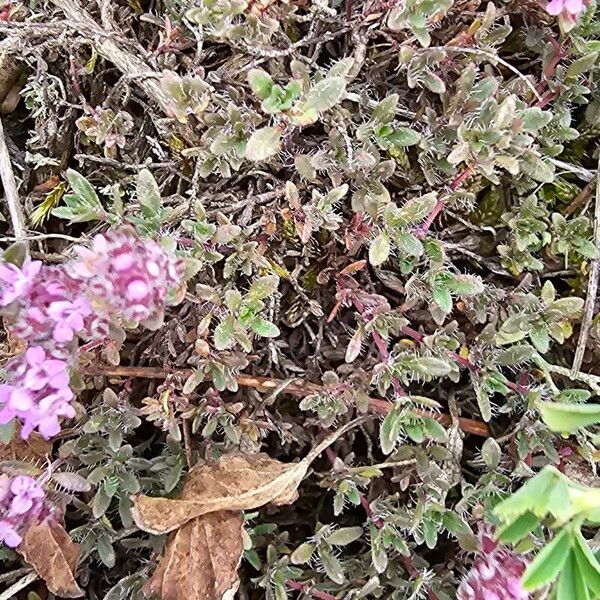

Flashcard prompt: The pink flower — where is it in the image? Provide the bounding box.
[21,347,70,392]
[0,520,22,547]
[546,0,584,15]
[47,298,92,343]
[0,260,41,307]
[0,225,185,439]
[9,476,45,514]
[0,350,73,439]
[73,226,184,325]
[458,526,529,600]
[0,474,50,548]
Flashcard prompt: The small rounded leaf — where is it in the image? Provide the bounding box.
[245,127,282,162]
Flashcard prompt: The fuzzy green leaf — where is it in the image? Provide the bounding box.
[369,231,391,266]
[245,127,282,161]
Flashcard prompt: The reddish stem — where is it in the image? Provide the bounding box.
[351,298,406,397]
[285,580,338,600]
[416,167,474,237]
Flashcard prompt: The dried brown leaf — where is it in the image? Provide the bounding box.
[132,416,368,534]
[0,429,52,462]
[143,511,244,600]
[19,520,84,598]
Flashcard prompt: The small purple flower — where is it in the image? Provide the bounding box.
[22,347,71,392]
[34,388,75,439]
[0,226,185,440]
[546,0,584,15]
[9,476,45,515]
[0,260,41,307]
[0,520,22,547]
[0,474,49,548]
[47,298,92,343]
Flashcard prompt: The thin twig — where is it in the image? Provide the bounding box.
[0,116,27,252]
[89,365,491,437]
[0,567,33,585]
[439,46,542,101]
[565,176,598,216]
[572,160,600,376]
[345,459,416,473]
[0,571,38,600]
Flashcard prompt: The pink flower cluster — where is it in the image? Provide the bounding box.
[0,226,184,439]
[73,227,184,327]
[458,527,529,600]
[0,347,74,438]
[0,474,49,547]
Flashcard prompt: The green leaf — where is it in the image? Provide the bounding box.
[303,77,346,113]
[327,526,363,546]
[371,94,398,125]
[53,170,105,223]
[530,325,550,354]
[496,345,534,366]
[567,52,599,79]
[214,315,236,350]
[496,511,539,544]
[445,274,484,296]
[319,547,345,584]
[538,401,600,433]
[247,68,274,99]
[66,169,100,207]
[422,71,446,94]
[0,420,15,444]
[522,528,572,590]
[541,280,556,304]
[369,231,391,266]
[97,536,116,568]
[250,317,280,338]
[495,467,563,521]
[519,107,553,131]
[481,437,502,470]
[92,484,112,518]
[555,389,591,403]
[397,193,437,224]
[475,382,492,423]
[547,298,584,317]
[2,242,27,267]
[413,356,452,377]
[245,127,282,161]
[136,169,163,220]
[380,404,404,455]
[387,127,421,147]
[557,554,588,600]
[291,542,316,564]
[421,416,447,442]
[346,326,364,363]
[432,284,452,313]
[572,529,600,596]
[248,275,279,301]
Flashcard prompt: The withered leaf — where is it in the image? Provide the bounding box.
[132,453,303,534]
[0,428,52,462]
[19,520,84,598]
[143,511,244,600]
[132,416,367,534]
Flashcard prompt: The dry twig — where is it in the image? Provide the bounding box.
[572,156,600,376]
[0,116,27,250]
[89,365,491,437]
